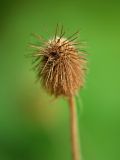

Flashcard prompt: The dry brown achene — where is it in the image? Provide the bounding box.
[31,25,87,97]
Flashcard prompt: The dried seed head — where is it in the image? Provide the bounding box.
[30,26,87,97]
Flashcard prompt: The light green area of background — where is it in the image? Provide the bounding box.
[0,0,120,160]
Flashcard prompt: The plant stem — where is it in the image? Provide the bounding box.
[68,96,80,160]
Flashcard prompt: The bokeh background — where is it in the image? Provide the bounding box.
[0,0,120,160]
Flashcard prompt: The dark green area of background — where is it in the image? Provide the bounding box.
[0,0,120,160]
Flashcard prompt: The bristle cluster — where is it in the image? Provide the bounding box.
[30,26,87,97]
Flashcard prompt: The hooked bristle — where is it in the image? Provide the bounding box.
[30,26,87,97]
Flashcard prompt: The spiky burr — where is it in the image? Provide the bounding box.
[30,26,86,98]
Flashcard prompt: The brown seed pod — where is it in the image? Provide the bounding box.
[30,26,87,97]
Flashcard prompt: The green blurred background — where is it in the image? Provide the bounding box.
[0,0,120,160]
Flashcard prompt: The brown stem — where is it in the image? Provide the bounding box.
[68,96,80,160]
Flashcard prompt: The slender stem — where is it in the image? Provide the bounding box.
[68,96,80,160]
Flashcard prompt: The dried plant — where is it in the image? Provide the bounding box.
[29,25,87,160]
